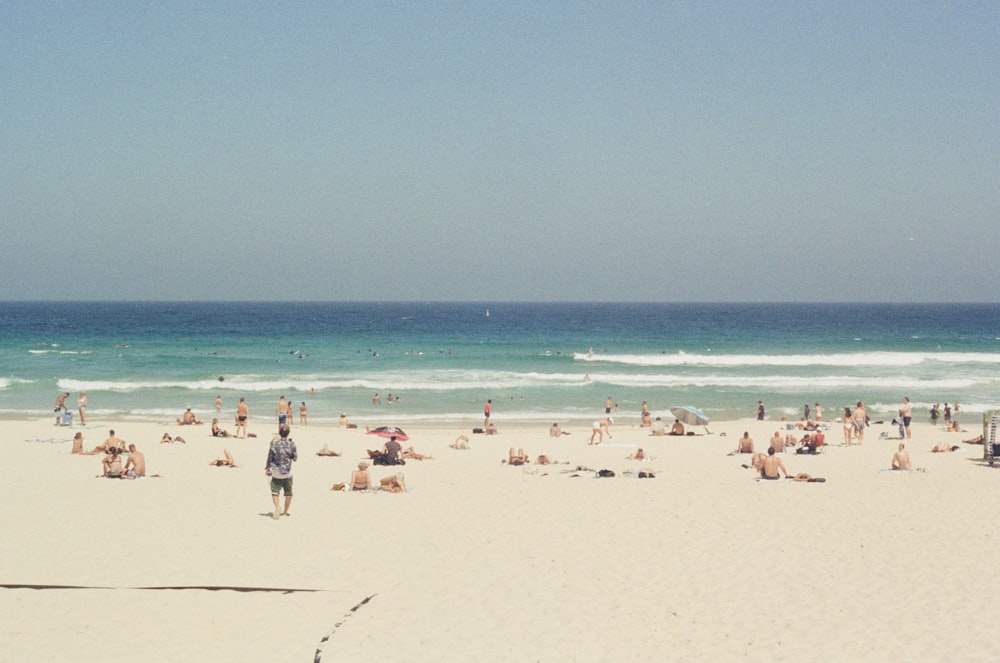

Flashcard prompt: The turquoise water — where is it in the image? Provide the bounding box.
[2,302,998,425]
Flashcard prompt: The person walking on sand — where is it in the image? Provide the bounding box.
[236,397,249,439]
[265,425,297,520]
[842,407,854,446]
[853,401,867,443]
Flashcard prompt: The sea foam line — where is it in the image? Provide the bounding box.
[574,351,1000,368]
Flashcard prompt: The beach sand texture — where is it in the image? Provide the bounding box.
[3,416,999,662]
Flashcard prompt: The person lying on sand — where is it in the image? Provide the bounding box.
[536,454,555,465]
[209,449,236,466]
[931,442,961,453]
[508,448,529,465]
[947,421,966,432]
[790,473,825,482]
[379,473,406,493]
[962,435,984,445]
[350,462,373,491]
[892,443,912,470]
[315,443,340,456]
[626,448,646,460]
[161,432,186,444]
[402,446,432,460]
[450,435,470,449]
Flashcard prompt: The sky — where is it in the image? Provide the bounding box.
[2,1,997,302]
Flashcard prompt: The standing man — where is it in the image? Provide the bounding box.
[55,392,70,423]
[901,396,912,439]
[853,401,867,443]
[276,395,289,426]
[77,391,88,425]
[265,425,297,520]
[236,397,249,439]
[483,399,492,427]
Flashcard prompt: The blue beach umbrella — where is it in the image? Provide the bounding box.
[669,405,710,427]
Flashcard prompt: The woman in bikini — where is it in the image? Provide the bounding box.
[351,462,373,491]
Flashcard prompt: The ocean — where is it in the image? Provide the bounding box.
[2,301,998,427]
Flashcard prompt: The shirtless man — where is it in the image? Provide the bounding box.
[236,397,249,439]
[736,432,754,454]
[853,401,867,443]
[901,396,912,439]
[54,392,70,423]
[891,443,912,470]
[102,429,125,452]
[275,396,289,426]
[177,408,201,425]
[669,419,685,436]
[123,444,146,477]
[768,431,784,454]
[759,448,789,480]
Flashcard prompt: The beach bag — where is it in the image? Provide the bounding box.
[596,469,615,478]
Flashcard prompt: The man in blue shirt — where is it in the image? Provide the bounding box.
[265,426,297,520]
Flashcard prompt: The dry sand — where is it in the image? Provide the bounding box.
[2,414,999,662]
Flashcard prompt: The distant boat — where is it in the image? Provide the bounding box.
[485,309,490,317]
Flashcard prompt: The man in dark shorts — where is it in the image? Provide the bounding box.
[760,447,788,480]
[265,426,297,520]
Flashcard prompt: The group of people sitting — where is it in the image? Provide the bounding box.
[649,418,686,436]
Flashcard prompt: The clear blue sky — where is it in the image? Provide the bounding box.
[2,1,997,302]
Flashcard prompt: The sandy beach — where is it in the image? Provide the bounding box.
[3,412,999,662]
